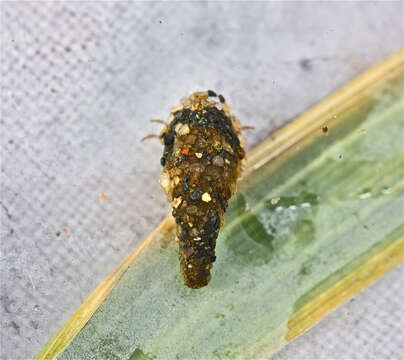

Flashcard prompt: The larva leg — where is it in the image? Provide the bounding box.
[140,134,160,142]
[141,119,170,142]
[150,119,168,126]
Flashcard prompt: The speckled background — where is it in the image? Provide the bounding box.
[1,2,403,359]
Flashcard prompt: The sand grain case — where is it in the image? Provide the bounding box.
[159,91,246,288]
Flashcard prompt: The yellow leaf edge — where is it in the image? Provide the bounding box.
[285,238,404,342]
[36,48,404,360]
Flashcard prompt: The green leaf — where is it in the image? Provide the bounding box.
[37,50,404,360]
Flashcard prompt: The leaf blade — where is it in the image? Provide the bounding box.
[37,49,404,360]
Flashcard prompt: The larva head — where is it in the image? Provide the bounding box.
[164,91,245,145]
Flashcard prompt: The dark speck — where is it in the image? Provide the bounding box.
[322,125,329,134]
[195,272,208,282]
[179,228,188,240]
[202,152,211,161]
[190,188,203,201]
[56,231,61,237]
[160,157,166,166]
[0,201,12,219]
[65,46,72,52]
[300,58,312,71]
[30,320,39,330]
[163,131,175,145]
[223,117,232,126]
[8,139,13,144]
[218,94,225,103]
[9,321,20,335]
[198,117,210,126]
[208,90,217,97]
[183,108,191,118]
[173,110,183,119]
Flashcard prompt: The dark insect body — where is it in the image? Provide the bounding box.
[159,91,245,289]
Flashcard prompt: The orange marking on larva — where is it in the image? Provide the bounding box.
[181,148,190,155]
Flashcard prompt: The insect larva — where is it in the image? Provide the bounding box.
[158,91,246,289]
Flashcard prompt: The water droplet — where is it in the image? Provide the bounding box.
[271,197,280,205]
[381,187,392,195]
[359,190,372,199]
[301,202,311,208]
[289,205,298,210]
